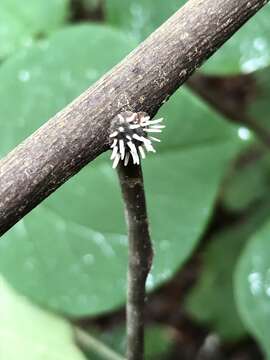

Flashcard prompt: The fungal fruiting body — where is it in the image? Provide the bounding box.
[109,111,165,168]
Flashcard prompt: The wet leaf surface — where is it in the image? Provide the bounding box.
[0,0,69,60]
[186,203,270,341]
[0,276,86,360]
[235,218,270,358]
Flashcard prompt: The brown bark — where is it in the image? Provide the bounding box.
[117,160,152,360]
[0,0,268,236]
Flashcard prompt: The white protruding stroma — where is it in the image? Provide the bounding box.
[110,113,165,168]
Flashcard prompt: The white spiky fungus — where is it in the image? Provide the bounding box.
[109,111,165,168]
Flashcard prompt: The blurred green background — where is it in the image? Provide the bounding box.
[1,1,270,359]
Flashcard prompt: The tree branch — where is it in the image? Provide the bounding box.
[117,161,152,360]
[0,0,268,236]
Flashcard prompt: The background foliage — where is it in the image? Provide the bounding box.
[1,0,270,359]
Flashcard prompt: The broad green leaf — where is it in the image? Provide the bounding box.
[104,0,270,74]
[186,230,247,341]
[104,0,186,41]
[0,24,138,156]
[0,0,69,60]
[235,219,270,358]
[0,24,242,316]
[82,325,175,359]
[222,147,270,212]
[0,276,86,360]
[186,203,270,341]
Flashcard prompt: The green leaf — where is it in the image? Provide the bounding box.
[104,0,270,75]
[235,217,270,358]
[0,276,86,360]
[186,230,247,341]
[0,24,241,316]
[0,0,69,60]
[222,147,270,212]
[186,203,270,341]
[0,24,138,156]
[248,66,270,128]
[104,0,186,41]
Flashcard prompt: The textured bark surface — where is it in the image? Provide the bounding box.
[117,161,152,360]
[0,0,269,236]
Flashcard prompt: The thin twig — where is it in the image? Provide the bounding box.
[74,327,125,360]
[117,161,153,360]
[0,0,268,236]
